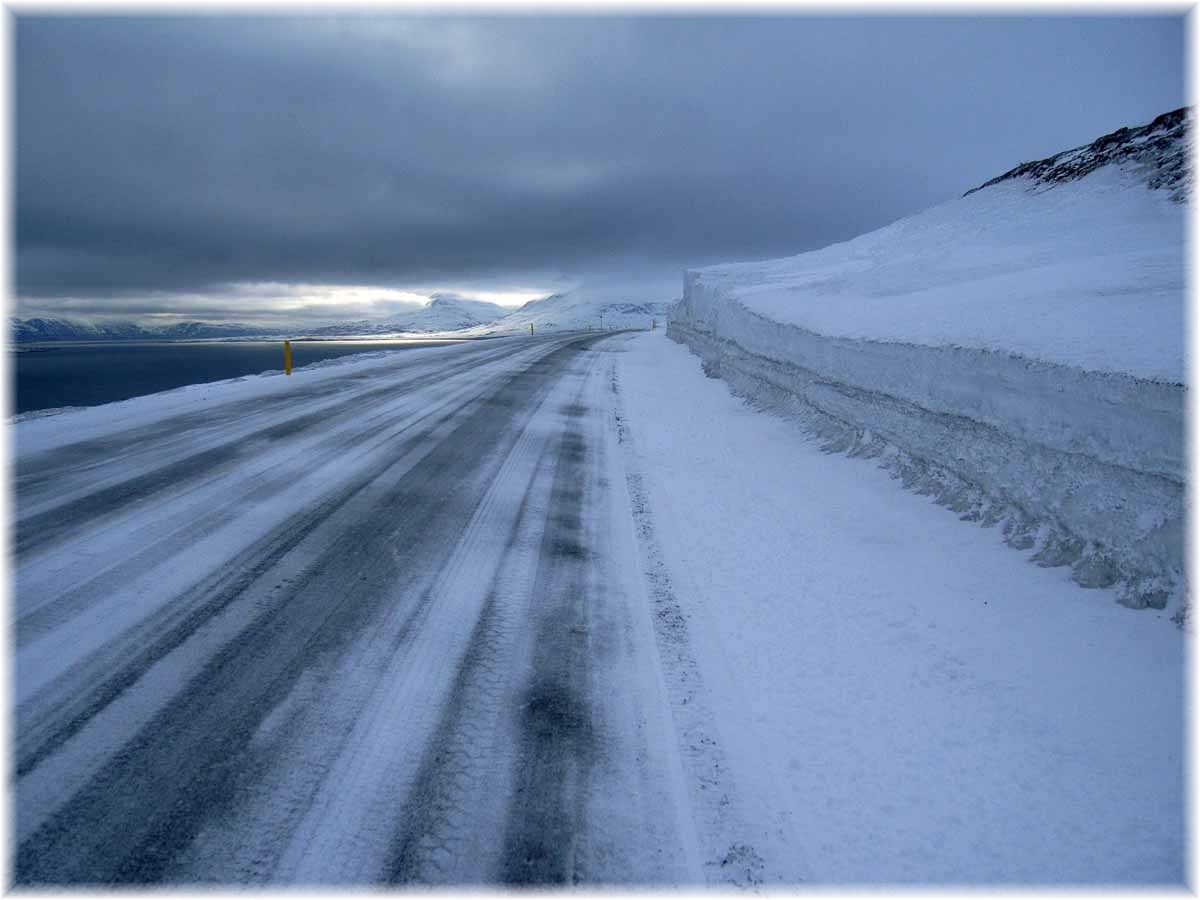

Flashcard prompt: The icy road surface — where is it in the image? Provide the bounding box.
[12,331,1184,885]
[14,334,699,885]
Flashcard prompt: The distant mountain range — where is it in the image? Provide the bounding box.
[11,288,675,343]
[9,317,277,343]
[303,295,510,337]
[9,296,512,343]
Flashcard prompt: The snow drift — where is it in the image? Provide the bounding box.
[668,108,1188,611]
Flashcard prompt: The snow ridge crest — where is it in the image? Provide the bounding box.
[964,106,1190,200]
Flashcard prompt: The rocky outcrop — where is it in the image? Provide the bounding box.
[965,107,1190,200]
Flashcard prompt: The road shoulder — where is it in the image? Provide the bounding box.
[608,330,1183,884]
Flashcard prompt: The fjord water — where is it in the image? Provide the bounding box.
[11,339,465,415]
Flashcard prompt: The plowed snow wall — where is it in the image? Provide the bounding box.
[668,273,1185,609]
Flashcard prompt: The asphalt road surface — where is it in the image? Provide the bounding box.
[13,333,702,885]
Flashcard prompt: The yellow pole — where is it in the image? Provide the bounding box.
[284,340,292,376]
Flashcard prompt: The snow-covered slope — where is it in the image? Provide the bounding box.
[682,112,1185,381]
[615,331,1182,882]
[454,290,671,336]
[668,108,1188,612]
[965,106,1188,201]
[392,295,507,331]
[303,296,508,337]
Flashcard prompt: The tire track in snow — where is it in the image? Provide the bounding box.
[15,340,554,761]
[15,332,703,886]
[607,336,779,886]
[181,344,594,885]
[382,371,599,886]
[381,342,698,886]
[17,380,486,776]
[498,398,599,885]
[381,458,552,885]
[14,339,509,489]
[15,341,540,645]
[15,338,592,883]
[14,341,527,558]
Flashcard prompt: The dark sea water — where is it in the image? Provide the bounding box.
[11,339,466,415]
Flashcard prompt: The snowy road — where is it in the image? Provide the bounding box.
[13,334,697,885]
[12,330,1184,885]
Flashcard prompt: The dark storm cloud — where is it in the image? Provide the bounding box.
[15,14,1184,309]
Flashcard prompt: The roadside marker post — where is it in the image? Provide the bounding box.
[284,340,292,376]
[530,322,535,335]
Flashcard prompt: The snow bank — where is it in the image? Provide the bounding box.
[668,130,1186,611]
[613,331,1183,882]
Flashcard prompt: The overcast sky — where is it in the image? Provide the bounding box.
[15,14,1184,325]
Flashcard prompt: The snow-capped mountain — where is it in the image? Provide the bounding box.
[9,317,274,343]
[391,295,509,332]
[454,290,673,336]
[10,296,512,343]
[300,295,509,337]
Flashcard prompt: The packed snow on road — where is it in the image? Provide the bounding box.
[12,109,1186,887]
[12,331,1183,886]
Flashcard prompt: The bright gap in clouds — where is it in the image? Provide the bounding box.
[270,284,432,310]
[16,281,562,327]
[125,283,547,325]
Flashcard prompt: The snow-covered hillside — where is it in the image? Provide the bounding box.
[668,108,1188,613]
[681,109,1185,381]
[966,106,1188,201]
[454,290,671,336]
[306,295,508,337]
[302,290,668,338]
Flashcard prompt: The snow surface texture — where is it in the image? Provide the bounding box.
[12,329,1183,883]
[612,331,1183,883]
[669,112,1186,612]
[14,335,703,884]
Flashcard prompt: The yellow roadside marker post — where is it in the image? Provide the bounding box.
[284,340,292,375]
